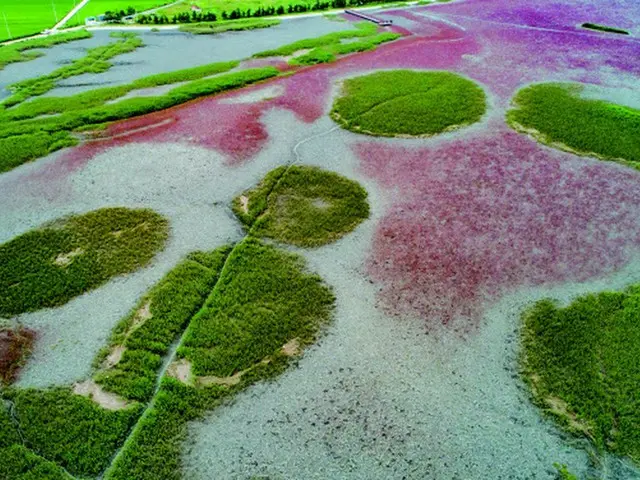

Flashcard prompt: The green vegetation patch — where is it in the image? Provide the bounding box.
[3,32,143,108]
[507,83,640,165]
[3,387,142,477]
[0,1,84,42]
[521,288,640,463]
[0,60,238,124]
[94,248,231,401]
[0,207,168,317]
[289,31,400,66]
[106,239,334,479]
[0,444,73,480]
[253,21,377,57]
[76,0,175,19]
[0,66,278,173]
[0,30,92,70]
[581,23,629,35]
[178,17,280,34]
[179,238,335,375]
[0,131,77,173]
[233,165,370,247]
[130,60,238,88]
[0,326,35,385]
[331,70,487,137]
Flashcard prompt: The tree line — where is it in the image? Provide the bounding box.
[136,0,399,25]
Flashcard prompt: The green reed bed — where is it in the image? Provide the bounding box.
[2,387,142,477]
[0,66,278,172]
[521,287,640,464]
[234,165,370,247]
[581,23,629,35]
[3,32,143,108]
[106,238,335,479]
[331,70,487,137]
[252,21,377,57]
[289,31,400,66]
[0,30,92,70]
[94,248,231,402]
[0,207,168,317]
[507,83,640,165]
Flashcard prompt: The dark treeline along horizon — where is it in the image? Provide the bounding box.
[136,0,401,24]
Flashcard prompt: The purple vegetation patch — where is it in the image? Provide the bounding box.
[358,130,640,327]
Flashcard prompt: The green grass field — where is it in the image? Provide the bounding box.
[0,207,168,316]
[178,17,280,34]
[331,70,487,137]
[0,0,83,42]
[234,165,370,247]
[76,0,175,19]
[157,0,313,17]
[507,83,640,165]
[521,289,640,463]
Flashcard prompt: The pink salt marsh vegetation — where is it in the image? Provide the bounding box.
[51,0,640,329]
[358,133,640,326]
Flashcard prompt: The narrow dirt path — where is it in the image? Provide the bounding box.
[52,0,90,31]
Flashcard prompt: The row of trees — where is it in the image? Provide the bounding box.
[136,0,397,25]
[102,7,137,22]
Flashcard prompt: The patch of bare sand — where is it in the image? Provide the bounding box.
[128,300,153,334]
[104,345,126,368]
[284,48,312,62]
[73,379,130,410]
[221,84,285,104]
[281,338,301,356]
[167,358,194,385]
[54,248,84,266]
[545,395,594,438]
[240,195,249,214]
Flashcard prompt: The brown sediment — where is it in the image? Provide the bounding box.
[545,395,594,438]
[54,247,84,266]
[104,345,126,368]
[129,300,153,333]
[0,327,35,385]
[73,379,131,411]
[281,338,301,356]
[166,358,194,385]
[240,195,249,214]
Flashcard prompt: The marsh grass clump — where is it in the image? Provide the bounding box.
[0,66,279,173]
[3,32,143,108]
[94,247,231,401]
[2,387,142,477]
[0,131,77,173]
[0,207,168,317]
[521,288,640,463]
[0,30,92,70]
[233,165,370,247]
[289,31,401,66]
[331,70,487,137]
[508,83,640,165]
[178,18,280,34]
[106,239,334,479]
[0,444,73,480]
[179,238,335,376]
[0,326,35,385]
[252,21,377,58]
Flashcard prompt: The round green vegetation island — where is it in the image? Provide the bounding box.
[330,70,487,137]
[0,207,168,317]
[233,165,370,247]
[521,289,640,464]
[508,83,640,165]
